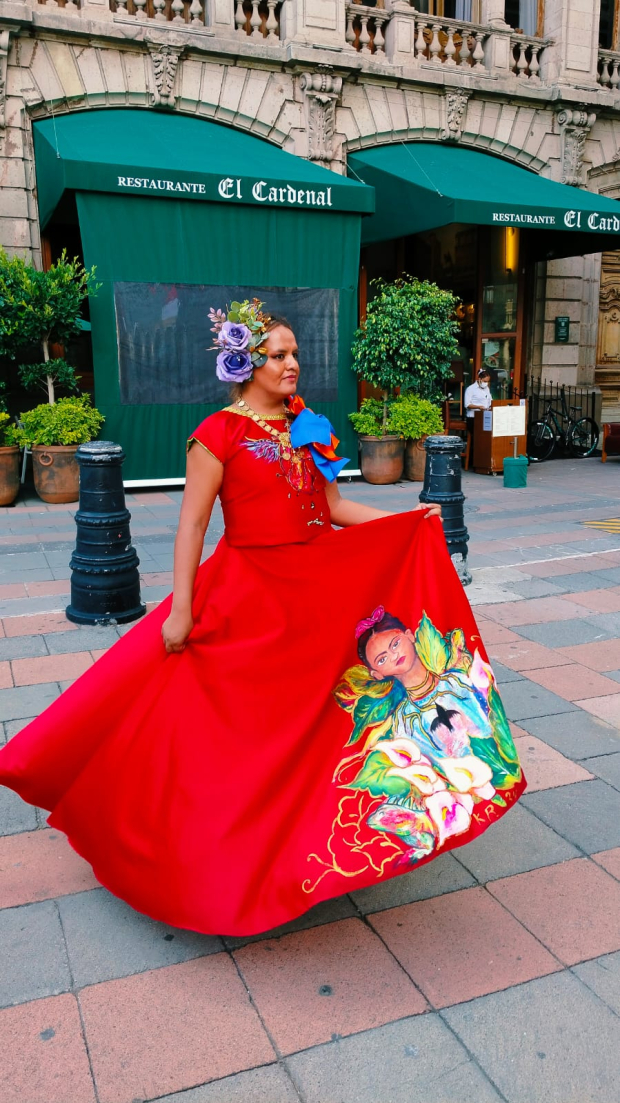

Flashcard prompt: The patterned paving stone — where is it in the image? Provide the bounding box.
[585,752,620,792]
[548,572,618,592]
[454,804,579,882]
[560,588,620,613]
[153,1065,300,1103]
[555,638,620,671]
[487,639,569,672]
[526,663,620,702]
[488,661,523,684]
[223,894,357,950]
[0,784,38,835]
[0,994,96,1103]
[517,711,620,760]
[572,951,620,1016]
[42,626,120,655]
[79,956,275,1103]
[482,596,587,627]
[443,972,620,1103]
[477,622,524,646]
[575,691,620,726]
[523,779,620,853]
[285,1015,502,1103]
[512,619,613,647]
[584,611,620,637]
[11,651,93,687]
[0,900,71,1007]
[233,917,427,1054]
[513,734,593,791]
[0,634,48,661]
[592,847,620,880]
[495,680,577,721]
[59,888,223,986]
[0,828,98,908]
[1,612,77,637]
[350,852,475,914]
[0,682,61,722]
[488,858,620,965]
[369,886,560,1009]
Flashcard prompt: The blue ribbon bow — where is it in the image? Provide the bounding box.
[290,408,349,482]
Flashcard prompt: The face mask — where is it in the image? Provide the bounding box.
[479,381,489,389]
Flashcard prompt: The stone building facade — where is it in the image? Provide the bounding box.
[2,0,620,418]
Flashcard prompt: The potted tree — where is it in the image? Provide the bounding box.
[0,410,20,506]
[11,396,104,504]
[348,397,402,483]
[350,276,459,483]
[0,248,101,503]
[389,393,445,481]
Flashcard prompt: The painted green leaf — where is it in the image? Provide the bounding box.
[415,613,450,675]
[349,750,411,798]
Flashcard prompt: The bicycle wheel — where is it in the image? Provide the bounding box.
[527,420,555,462]
[569,417,599,458]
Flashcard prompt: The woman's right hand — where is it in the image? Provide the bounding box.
[161,609,194,654]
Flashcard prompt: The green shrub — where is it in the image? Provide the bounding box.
[0,411,19,447]
[12,395,104,448]
[349,397,397,437]
[388,393,445,440]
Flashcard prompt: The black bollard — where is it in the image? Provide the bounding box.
[419,435,471,586]
[66,442,146,625]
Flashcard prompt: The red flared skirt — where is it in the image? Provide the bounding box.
[0,513,525,935]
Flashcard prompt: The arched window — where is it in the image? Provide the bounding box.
[599,0,619,50]
[504,0,542,36]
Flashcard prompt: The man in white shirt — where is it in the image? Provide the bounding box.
[464,369,492,466]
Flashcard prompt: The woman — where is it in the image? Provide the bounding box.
[0,300,525,936]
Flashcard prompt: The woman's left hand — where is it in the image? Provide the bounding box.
[415,502,443,520]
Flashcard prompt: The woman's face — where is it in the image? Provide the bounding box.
[365,628,418,681]
[254,325,300,397]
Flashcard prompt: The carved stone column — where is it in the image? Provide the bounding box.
[556,107,596,187]
[300,69,343,165]
[147,42,185,109]
[441,90,471,142]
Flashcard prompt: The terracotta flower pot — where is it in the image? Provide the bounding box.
[359,435,404,484]
[0,445,20,506]
[404,436,428,482]
[32,444,80,504]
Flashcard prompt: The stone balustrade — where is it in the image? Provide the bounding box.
[510,32,546,82]
[598,49,620,90]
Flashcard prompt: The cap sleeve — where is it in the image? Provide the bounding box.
[187,411,230,465]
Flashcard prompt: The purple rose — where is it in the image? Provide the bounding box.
[218,322,251,351]
[216,349,253,383]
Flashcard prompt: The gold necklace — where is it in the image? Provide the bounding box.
[231,398,294,458]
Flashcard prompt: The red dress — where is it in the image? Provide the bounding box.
[0,405,525,936]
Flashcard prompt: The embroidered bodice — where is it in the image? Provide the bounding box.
[188,406,331,546]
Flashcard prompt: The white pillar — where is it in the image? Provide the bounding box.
[540,0,601,87]
[280,0,347,49]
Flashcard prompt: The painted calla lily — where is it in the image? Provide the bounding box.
[469,649,496,693]
[441,755,493,794]
[381,739,444,796]
[425,790,474,846]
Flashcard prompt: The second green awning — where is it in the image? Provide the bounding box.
[349,143,620,247]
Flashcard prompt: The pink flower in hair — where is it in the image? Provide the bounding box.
[355,605,385,640]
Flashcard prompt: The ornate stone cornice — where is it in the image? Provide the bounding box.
[300,68,343,165]
[147,40,184,108]
[556,106,596,188]
[441,89,471,143]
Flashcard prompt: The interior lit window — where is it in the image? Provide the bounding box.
[413,1,479,19]
[599,0,619,50]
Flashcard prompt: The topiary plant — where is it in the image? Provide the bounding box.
[351,275,460,430]
[388,393,445,440]
[11,395,104,448]
[0,248,99,404]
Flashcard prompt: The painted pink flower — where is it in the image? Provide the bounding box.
[469,649,496,694]
[425,790,474,846]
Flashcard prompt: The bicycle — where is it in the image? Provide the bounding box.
[527,388,599,463]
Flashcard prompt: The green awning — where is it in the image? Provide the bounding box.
[34,109,374,229]
[349,143,620,251]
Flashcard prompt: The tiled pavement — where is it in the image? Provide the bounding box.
[2,460,620,1103]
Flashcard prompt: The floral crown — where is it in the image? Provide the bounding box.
[208,298,272,383]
